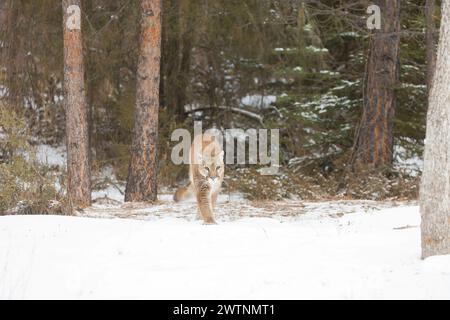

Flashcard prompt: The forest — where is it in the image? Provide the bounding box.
[0,0,450,300]
[1,0,434,205]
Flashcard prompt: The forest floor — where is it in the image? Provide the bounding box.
[1,191,450,299]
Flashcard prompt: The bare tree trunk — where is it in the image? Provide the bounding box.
[125,0,161,202]
[62,0,91,209]
[354,0,400,168]
[162,0,192,121]
[0,1,7,27]
[425,0,437,94]
[176,0,193,119]
[0,0,7,66]
[420,0,450,259]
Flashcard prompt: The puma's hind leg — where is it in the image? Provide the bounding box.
[174,182,193,202]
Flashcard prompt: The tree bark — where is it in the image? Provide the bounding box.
[420,0,450,259]
[162,0,192,121]
[62,0,91,208]
[125,0,161,202]
[0,0,7,27]
[176,0,193,120]
[354,0,400,168]
[0,1,8,67]
[425,0,437,93]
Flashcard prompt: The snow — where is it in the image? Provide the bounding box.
[1,196,449,299]
[394,144,423,176]
[241,94,276,109]
[36,144,66,167]
[301,93,352,114]
[319,70,339,76]
[340,31,360,38]
[305,46,329,54]
[92,185,124,205]
[0,85,8,98]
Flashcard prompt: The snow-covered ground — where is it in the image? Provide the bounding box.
[1,194,449,300]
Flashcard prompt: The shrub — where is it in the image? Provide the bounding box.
[0,103,64,214]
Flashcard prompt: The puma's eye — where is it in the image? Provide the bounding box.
[216,166,221,171]
[205,167,210,172]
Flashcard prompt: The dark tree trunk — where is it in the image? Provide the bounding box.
[175,0,193,120]
[425,0,437,93]
[0,1,7,26]
[62,0,91,209]
[125,0,161,202]
[162,0,192,121]
[420,0,450,259]
[354,0,400,168]
[0,1,8,69]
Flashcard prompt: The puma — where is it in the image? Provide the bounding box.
[174,133,224,224]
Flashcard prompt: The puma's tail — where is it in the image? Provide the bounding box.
[174,182,193,202]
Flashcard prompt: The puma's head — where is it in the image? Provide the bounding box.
[198,150,224,183]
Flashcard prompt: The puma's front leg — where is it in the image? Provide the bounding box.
[211,190,219,210]
[195,183,216,224]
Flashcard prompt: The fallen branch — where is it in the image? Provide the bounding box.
[185,106,265,127]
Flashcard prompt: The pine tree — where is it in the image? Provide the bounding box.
[354,0,401,168]
[125,0,162,202]
[62,0,91,208]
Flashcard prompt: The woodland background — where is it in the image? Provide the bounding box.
[0,0,439,213]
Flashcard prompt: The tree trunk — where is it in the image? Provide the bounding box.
[62,0,91,208]
[162,0,192,121]
[354,0,400,168]
[125,0,161,202]
[0,1,8,66]
[176,0,193,120]
[425,0,437,93]
[420,0,450,259]
[0,0,7,27]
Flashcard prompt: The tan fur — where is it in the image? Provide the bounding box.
[174,133,224,224]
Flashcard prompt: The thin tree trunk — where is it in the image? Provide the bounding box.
[176,0,193,120]
[125,0,161,202]
[354,0,400,168]
[420,0,450,259]
[0,1,8,66]
[0,1,7,27]
[62,0,91,208]
[161,0,179,114]
[425,0,437,93]
[84,0,94,166]
[162,0,192,121]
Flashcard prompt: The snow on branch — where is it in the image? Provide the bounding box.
[185,106,265,127]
